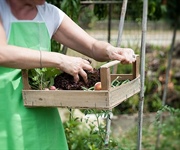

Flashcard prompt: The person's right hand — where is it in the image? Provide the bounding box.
[58,55,93,83]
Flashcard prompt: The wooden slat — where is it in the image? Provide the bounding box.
[133,55,140,79]
[23,90,110,109]
[100,60,121,90]
[101,60,120,68]
[109,76,140,108]
[111,74,133,81]
[80,1,122,4]
[100,67,111,90]
[21,69,31,90]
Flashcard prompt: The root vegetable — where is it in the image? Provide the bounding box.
[94,82,102,90]
[49,86,56,90]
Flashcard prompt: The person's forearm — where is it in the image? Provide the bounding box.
[0,44,94,82]
[53,15,135,65]
[91,40,113,62]
[53,15,111,62]
[0,45,60,69]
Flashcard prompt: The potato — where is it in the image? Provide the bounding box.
[49,86,56,90]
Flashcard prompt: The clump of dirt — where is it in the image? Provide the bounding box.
[54,68,100,90]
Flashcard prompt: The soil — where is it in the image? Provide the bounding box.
[54,68,100,90]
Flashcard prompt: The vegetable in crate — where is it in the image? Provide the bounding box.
[94,82,102,90]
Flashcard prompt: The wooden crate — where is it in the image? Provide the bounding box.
[22,56,140,110]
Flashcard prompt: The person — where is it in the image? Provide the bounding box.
[0,0,136,149]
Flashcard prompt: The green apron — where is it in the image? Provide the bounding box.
[0,22,68,150]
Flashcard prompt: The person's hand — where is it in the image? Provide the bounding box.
[106,45,136,64]
[58,55,93,83]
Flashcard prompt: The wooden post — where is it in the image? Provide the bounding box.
[112,0,128,74]
[21,69,31,90]
[108,3,112,43]
[106,0,128,145]
[137,0,148,150]
[100,60,120,90]
[133,55,140,79]
[100,68,111,90]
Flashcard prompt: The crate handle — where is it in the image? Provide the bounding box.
[100,55,140,90]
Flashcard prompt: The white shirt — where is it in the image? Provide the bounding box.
[0,0,65,39]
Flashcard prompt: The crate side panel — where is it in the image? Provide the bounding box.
[109,76,140,108]
[22,90,109,109]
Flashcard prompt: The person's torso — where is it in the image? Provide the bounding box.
[0,0,65,40]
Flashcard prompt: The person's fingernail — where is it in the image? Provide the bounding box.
[89,69,94,73]
[132,54,136,58]
[74,76,79,83]
[84,58,92,64]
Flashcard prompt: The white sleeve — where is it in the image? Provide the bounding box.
[37,2,65,37]
[0,0,11,38]
[47,3,65,34]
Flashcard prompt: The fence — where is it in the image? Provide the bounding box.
[83,20,180,48]
[78,1,179,48]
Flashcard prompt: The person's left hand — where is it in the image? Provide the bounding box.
[106,46,136,64]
